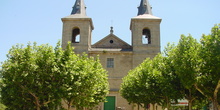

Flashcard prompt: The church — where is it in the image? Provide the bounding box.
[61,0,162,109]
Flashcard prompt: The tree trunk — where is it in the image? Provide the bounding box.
[165,97,171,110]
[36,106,40,110]
[195,80,220,110]
[186,89,195,110]
[213,79,220,110]
[144,103,148,110]
[188,100,193,110]
[167,102,171,110]
[30,92,41,110]
[152,103,155,110]
[33,97,40,110]
[195,83,220,110]
[76,105,83,110]
[20,86,41,110]
[67,99,74,110]
[67,103,71,110]
[132,103,135,110]
[212,99,218,110]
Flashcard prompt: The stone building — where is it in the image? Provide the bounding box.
[61,0,162,109]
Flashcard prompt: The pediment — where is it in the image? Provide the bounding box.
[92,34,131,50]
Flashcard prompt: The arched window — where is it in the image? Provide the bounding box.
[142,28,151,44]
[72,28,80,43]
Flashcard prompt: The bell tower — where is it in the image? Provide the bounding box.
[61,0,94,54]
[130,0,162,67]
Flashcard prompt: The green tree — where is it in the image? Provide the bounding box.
[171,35,202,110]
[196,24,220,110]
[121,44,184,110]
[120,59,163,110]
[60,43,109,110]
[151,52,184,110]
[0,70,6,110]
[1,42,109,110]
[121,24,220,110]
[1,42,63,110]
[120,65,144,108]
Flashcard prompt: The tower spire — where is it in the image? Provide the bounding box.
[71,0,87,16]
[137,0,152,15]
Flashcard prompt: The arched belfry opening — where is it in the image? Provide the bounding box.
[72,28,80,43]
[142,28,151,44]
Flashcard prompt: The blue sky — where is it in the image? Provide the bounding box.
[0,0,219,63]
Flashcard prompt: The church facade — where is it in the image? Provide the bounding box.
[61,0,162,110]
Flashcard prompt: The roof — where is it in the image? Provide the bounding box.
[138,0,152,15]
[92,27,132,51]
[70,0,87,17]
[61,0,94,30]
[132,0,161,21]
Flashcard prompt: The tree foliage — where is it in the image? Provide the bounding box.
[120,24,220,110]
[1,43,62,110]
[60,43,109,110]
[121,51,184,110]
[0,70,6,110]
[172,35,200,89]
[196,24,220,110]
[171,35,202,110]
[1,42,109,110]
[120,59,162,109]
[151,53,184,109]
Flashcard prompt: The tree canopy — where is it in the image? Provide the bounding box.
[0,42,109,110]
[60,43,109,110]
[120,24,220,110]
[196,24,220,110]
[171,35,202,110]
[120,58,163,109]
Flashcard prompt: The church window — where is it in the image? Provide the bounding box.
[110,40,114,44]
[142,28,151,44]
[72,28,80,43]
[107,58,114,68]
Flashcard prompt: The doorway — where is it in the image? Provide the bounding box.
[104,96,116,110]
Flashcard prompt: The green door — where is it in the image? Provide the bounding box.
[104,96,116,110]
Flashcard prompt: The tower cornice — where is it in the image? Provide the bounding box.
[61,17,94,30]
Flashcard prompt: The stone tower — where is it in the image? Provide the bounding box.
[130,0,162,67]
[61,0,94,54]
